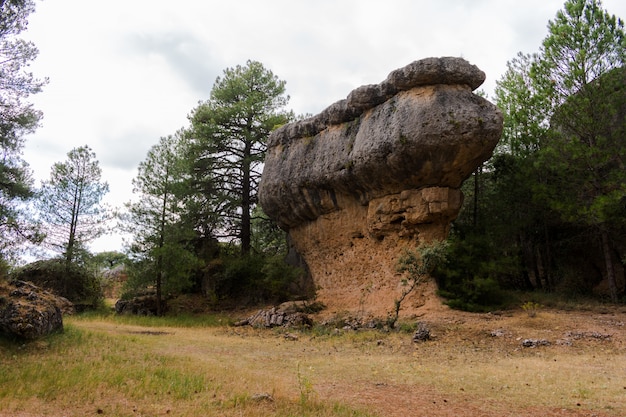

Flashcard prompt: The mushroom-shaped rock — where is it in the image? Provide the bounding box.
[259,57,503,316]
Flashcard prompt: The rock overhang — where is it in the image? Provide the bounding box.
[259,57,503,230]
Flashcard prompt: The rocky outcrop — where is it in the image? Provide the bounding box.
[0,280,72,340]
[259,57,503,316]
[235,306,312,329]
[115,295,163,316]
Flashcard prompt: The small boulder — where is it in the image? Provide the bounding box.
[521,338,550,348]
[235,306,313,328]
[412,322,431,343]
[0,280,72,340]
[115,295,163,316]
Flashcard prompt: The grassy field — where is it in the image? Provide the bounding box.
[1,307,625,417]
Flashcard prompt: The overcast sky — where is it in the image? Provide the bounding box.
[21,0,626,253]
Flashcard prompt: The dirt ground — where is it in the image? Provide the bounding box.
[313,303,626,417]
[164,287,626,417]
[4,289,625,417]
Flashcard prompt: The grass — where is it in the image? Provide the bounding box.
[0,317,375,417]
[1,309,625,416]
[75,307,234,328]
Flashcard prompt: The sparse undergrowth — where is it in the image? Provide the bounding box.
[1,305,625,417]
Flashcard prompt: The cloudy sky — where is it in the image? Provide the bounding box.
[21,0,626,253]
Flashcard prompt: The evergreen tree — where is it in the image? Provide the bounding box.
[188,60,292,254]
[0,0,47,259]
[449,0,626,304]
[531,0,626,301]
[38,146,110,271]
[124,132,199,315]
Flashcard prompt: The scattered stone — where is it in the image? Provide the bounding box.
[319,314,382,331]
[521,338,550,348]
[235,306,312,329]
[128,330,171,336]
[412,322,431,343]
[251,393,274,402]
[556,338,573,346]
[0,280,72,340]
[490,329,508,337]
[564,331,612,340]
[284,332,299,341]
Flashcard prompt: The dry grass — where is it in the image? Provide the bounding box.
[1,307,625,417]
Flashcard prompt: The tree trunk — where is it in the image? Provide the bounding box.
[156,257,163,316]
[600,228,618,303]
[156,171,169,317]
[240,141,252,255]
[472,165,481,229]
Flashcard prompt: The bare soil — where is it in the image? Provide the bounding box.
[86,302,626,416]
[313,304,626,417]
[3,292,625,417]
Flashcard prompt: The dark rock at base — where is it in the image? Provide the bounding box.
[235,304,313,328]
[0,280,72,340]
[115,295,164,316]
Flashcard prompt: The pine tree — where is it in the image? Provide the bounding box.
[188,60,292,254]
[37,146,111,272]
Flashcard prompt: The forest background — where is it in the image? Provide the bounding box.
[1,0,625,313]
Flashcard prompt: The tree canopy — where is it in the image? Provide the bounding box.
[37,146,111,269]
[187,60,292,254]
[0,0,46,260]
[124,131,200,315]
[448,0,626,305]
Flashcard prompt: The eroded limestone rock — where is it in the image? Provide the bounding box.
[0,280,71,340]
[259,57,503,316]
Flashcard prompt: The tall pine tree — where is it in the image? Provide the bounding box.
[124,131,199,315]
[188,60,292,254]
[38,146,110,271]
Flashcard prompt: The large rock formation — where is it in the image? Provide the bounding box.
[0,280,72,340]
[259,57,503,316]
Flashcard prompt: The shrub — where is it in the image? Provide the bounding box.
[439,276,508,312]
[433,235,509,312]
[211,253,304,304]
[11,258,104,310]
[388,240,449,328]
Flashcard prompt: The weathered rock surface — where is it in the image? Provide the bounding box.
[235,303,313,328]
[0,280,72,340]
[115,295,163,316]
[259,57,503,316]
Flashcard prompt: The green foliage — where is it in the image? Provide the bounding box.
[531,0,626,302]
[521,301,543,317]
[89,251,127,270]
[433,235,509,312]
[251,206,288,256]
[123,132,201,314]
[187,60,293,254]
[297,363,316,407]
[475,0,626,302]
[0,0,47,262]
[37,145,111,267]
[123,241,199,299]
[11,258,104,309]
[214,253,302,304]
[388,240,448,328]
[440,277,507,313]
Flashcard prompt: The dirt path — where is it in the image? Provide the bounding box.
[70,306,626,417]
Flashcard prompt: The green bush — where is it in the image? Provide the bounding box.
[11,258,104,309]
[434,236,509,312]
[439,276,508,312]
[213,253,303,304]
